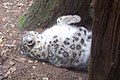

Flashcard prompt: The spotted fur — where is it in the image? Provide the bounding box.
[21,15,92,71]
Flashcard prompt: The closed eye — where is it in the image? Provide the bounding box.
[28,40,33,44]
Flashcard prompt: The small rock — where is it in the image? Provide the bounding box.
[17,3,24,6]
[78,77,82,80]
[10,24,15,27]
[42,62,45,65]
[6,10,10,12]
[34,60,38,63]
[9,33,12,36]
[13,40,16,44]
[28,1,33,6]
[0,32,2,35]
[28,60,33,63]
[0,62,3,65]
[25,66,28,68]
[3,2,13,6]
[7,30,10,33]
[32,66,36,69]
[20,51,24,55]
[31,73,33,75]
[42,77,49,80]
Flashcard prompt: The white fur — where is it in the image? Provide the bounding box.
[22,15,92,70]
[57,15,81,24]
[41,24,78,41]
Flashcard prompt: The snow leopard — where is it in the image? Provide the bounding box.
[21,15,92,71]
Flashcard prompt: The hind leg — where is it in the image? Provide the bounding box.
[57,15,81,25]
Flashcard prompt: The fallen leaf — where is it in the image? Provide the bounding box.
[5,67,16,77]
[0,36,4,44]
[9,61,15,66]
[42,77,49,80]
[28,60,33,63]
[10,24,15,27]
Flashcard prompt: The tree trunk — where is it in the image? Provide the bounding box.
[89,0,120,80]
[18,0,92,30]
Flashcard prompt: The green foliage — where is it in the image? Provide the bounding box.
[18,14,26,28]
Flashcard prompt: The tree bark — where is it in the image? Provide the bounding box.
[18,0,92,30]
[89,0,120,80]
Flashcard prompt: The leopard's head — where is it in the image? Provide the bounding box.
[21,31,39,55]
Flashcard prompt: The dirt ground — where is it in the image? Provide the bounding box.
[0,0,88,80]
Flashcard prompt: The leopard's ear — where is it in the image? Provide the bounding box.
[57,15,81,25]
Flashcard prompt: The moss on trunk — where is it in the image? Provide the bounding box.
[18,0,92,30]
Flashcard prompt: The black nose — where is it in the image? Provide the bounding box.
[28,40,32,44]
[26,37,33,45]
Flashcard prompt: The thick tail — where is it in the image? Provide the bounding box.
[57,15,81,25]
